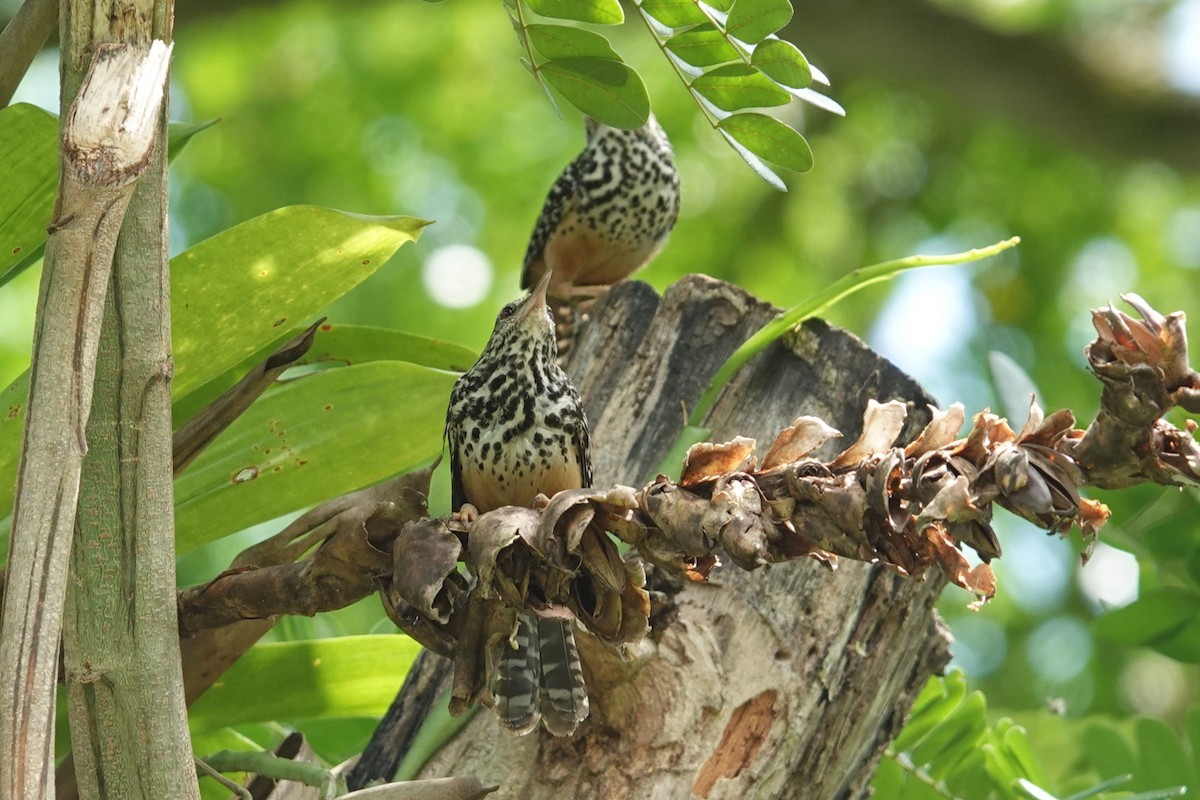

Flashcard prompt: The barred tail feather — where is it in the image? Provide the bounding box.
[491,612,542,735]
[537,617,589,736]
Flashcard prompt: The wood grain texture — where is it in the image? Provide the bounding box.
[409,275,952,799]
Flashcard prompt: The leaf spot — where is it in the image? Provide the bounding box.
[273,318,287,328]
[232,466,259,483]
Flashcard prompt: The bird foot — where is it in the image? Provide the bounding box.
[453,502,480,524]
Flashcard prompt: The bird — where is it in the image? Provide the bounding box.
[521,115,681,353]
[444,269,592,736]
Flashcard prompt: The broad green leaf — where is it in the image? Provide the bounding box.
[174,360,455,552]
[666,25,741,67]
[172,323,477,427]
[702,0,734,12]
[725,0,792,44]
[691,64,791,111]
[1093,587,1200,646]
[1003,722,1050,787]
[751,38,811,88]
[0,104,57,282]
[718,124,791,190]
[297,324,477,373]
[167,118,220,162]
[527,23,621,60]
[1134,717,1193,792]
[718,112,813,171]
[540,56,650,130]
[526,0,624,25]
[1081,721,1138,781]
[189,636,420,732]
[0,208,429,524]
[172,206,430,397]
[640,0,709,27]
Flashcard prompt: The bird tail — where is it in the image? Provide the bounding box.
[536,616,589,736]
[491,612,543,735]
[491,612,589,736]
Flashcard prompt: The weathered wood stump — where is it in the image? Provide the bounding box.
[406,275,952,799]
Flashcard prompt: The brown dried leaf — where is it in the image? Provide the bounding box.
[393,519,463,624]
[681,436,757,486]
[540,488,600,553]
[706,477,774,570]
[761,416,841,469]
[642,480,715,555]
[905,403,966,457]
[831,399,907,468]
[923,522,996,604]
[467,507,540,596]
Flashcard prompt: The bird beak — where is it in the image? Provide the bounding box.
[520,270,552,322]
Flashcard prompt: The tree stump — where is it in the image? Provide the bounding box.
[414,275,952,799]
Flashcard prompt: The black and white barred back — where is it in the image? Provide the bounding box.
[521,114,681,296]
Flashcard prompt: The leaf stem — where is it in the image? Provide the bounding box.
[633,1,722,129]
[688,236,1021,425]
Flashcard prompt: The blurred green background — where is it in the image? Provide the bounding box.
[6,0,1200,788]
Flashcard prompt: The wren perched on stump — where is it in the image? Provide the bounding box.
[521,115,681,355]
[444,270,592,735]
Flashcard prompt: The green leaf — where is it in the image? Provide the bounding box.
[526,0,624,25]
[892,672,968,754]
[1093,587,1200,646]
[725,0,792,44]
[174,360,454,552]
[1134,717,1193,791]
[640,0,709,27]
[174,324,477,426]
[751,38,811,88]
[172,206,431,398]
[665,25,741,67]
[189,636,420,732]
[0,208,429,525]
[526,23,621,60]
[540,56,650,129]
[167,118,220,162]
[297,324,477,373]
[1081,721,1138,781]
[0,104,57,283]
[718,112,812,171]
[691,64,791,111]
[909,691,986,774]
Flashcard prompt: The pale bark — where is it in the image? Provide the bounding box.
[0,37,170,800]
[58,2,196,795]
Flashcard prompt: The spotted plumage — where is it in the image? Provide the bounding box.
[445,271,591,736]
[521,114,681,298]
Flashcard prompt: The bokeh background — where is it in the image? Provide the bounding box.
[5,0,1200,787]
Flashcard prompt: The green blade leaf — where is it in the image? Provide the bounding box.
[750,38,811,88]
[539,56,650,129]
[1134,717,1193,791]
[526,0,624,25]
[665,25,741,67]
[174,360,455,553]
[640,0,709,27]
[526,23,621,60]
[167,117,220,162]
[172,206,431,398]
[717,112,812,171]
[171,323,477,427]
[0,208,428,524]
[0,104,57,282]
[188,636,420,733]
[725,0,792,44]
[1093,587,1200,647]
[691,64,791,111]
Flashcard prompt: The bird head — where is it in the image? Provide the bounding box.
[486,270,557,360]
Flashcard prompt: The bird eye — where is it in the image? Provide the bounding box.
[498,303,516,321]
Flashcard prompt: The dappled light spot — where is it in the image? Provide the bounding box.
[422,244,492,309]
[1078,543,1139,610]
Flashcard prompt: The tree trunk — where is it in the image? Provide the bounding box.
[59,2,198,795]
[410,276,953,798]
